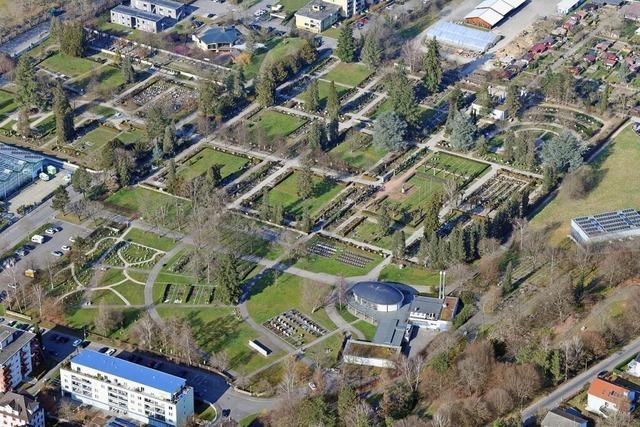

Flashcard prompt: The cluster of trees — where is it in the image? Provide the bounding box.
[52,20,86,57]
[256,40,318,107]
[198,72,246,131]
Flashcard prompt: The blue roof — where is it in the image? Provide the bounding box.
[425,20,501,52]
[71,350,185,394]
[197,27,242,45]
[350,282,404,305]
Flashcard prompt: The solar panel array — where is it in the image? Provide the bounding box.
[0,144,44,183]
[573,209,640,238]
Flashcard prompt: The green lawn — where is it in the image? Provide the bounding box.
[91,281,146,305]
[353,320,377,341]
[246,271,337,331]
[263,171,344,218]
[117,127,146,145]
[323,63,373,87]
[0,90,17,118]
[427,152,489,177]
[251,110,307,140]
[244,37,308,79]
[177,147,250,182]
[34,114,56,135]
[100,268,127,286]
[105,186,192,223]
[278,0,311,12]
[40,53,100,77]
[294,237,383,276]
[124,227,177,251]
[301,79,350,110]
[305,332,345,367]
[329,132,387,170]
[90,104,118,118]
[531,126,640,244]
[64,307,142,342]
[397,173,446,211]
[156,306,281,374]
[379,264,440,290]
[348,218,413,250]
[75,65,125,93]
[74,126,120,152]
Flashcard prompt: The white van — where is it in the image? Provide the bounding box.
[31,235,45,244]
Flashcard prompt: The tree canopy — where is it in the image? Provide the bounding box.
[541,130,584,172]
[373,111,408,152]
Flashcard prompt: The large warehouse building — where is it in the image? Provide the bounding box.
[570,208,640,245]
[464,0,528,28]
[0,144,44,200]
[425,20,501,52]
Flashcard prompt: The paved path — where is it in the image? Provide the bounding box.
[325,303,364,340]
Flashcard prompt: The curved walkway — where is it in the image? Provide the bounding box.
[143,242,186,326]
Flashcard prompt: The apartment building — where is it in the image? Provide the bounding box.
[0,392,45,427]
[324,0,364,17]
[130,0,185,20]
[61,350,194,427]
[110,5,165,33]
[0,325,40,392]
[295,1,341,34]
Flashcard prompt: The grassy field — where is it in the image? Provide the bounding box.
[348,218,414,250]
[379,264,440,290]
[177,147,250,182]
[40,53,99,77]
[305,332,345,367]
[301,80,350,110]
[353,320,377,341]
[531,126,640,244]
[323,63,373,87]
[64,307,142,342]
[251,110,307,140]
[427,152,489,178]
[0,90,17,118]
[91,282,146,305]
[157,306,281,374]
[90,104,117,118]
[246,271,336,331]
[244,37,308,79]
[329,132,386,170]
[264,171,344,217]
[279,0,311,12]
[117,127,146,146]
[73,126,120,152]
[394,173,445,211]
[124,227,177,251]
[105,186,192,222]
[75,65,125,93]
[34,115,56,135]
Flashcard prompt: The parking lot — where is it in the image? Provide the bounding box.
[8,172,69,214]
[0,221,88,288]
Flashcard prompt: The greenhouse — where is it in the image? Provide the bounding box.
[425,20,501,53]
[0,144,44,200]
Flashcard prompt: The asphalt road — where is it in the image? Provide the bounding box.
[522,335,640,423]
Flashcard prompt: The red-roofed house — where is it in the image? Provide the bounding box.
[604,52,618,68]
[587,377,638,416]
[529,43,548,55]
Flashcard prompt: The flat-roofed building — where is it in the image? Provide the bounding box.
[0,392,45,427]
[557,0,585,14]
[110,5,165,33]
[131,0,185,20]
[0,144,44,200]
[295,1,341,33]
[192,26,243,51]
[323,0,364,16]
[464,0,528,28]
[0,325,40,392]
[570,208,640,244]
[61,350,194,427]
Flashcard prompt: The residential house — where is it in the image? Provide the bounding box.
[627,354,640,377]
[0,325,41,392]
[542,407,588,427]
[295,1,341,33]
[586,376,637,416]
[0,392,45,427]
[192,26,243,51]
[604,52,618,68]
[624,2,640,20]
[110,5,166,33]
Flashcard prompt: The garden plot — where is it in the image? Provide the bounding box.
[264,309,328,347]
[138,85,198,119]
[347,216,415,250]
[39,52,101,77]
[300,80,351,110]
[128,79,175,107]
[294,237,383,276]
[329,132,387,171]
[386,170,445,211]
[73,65,125,93]
[161,283,214,304]
[249,110,307,141]
[461,172,533,215]
[425,152,489,186]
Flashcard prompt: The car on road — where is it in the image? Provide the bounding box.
[98,347,109,353]
[61,245,71,252]
[207,13,215,18]
[15,248,28,257]
[72,339,83,347]
[106,348,117,356]
[45,228,56,235]
[51,251,63,257]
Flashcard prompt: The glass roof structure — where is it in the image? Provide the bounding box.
[425,20,501,52]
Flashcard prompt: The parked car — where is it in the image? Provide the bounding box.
[72,339,83,347]
[51,251,63,257]
[98,347,109,353]
[69,236,76,243]
[61,245,71,252]
[45,228,56,235]
[106,348,117,356]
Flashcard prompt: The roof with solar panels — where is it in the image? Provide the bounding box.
[570,208,640,244]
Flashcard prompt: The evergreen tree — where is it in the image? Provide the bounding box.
[304,79,320,112]
[51,185,70,214]
[121,56,136,84]
[152,144,163,165]
[18,107,31,137]
[449,112,477,151]
[326,81,340,119]
[259,189,270,220]
[166,159,178,193]
[361,35,382,68]
[337,386,358,420]
[53,81,74,146]
[428,232,441,269]
[444,86,462,135]
[372,111,408,152]
[377,204,392,237]
[300,208,313,232]
[418,238,429,266]
[215,254,242,304]
[526,138,537,169]
[162,124,176,156]
[422,38,442,93]
[146,106,167,143]
[326,118,339,145]
[475,135,489,157]
[422,192,442,238]
[598,83,610,115]
[549,350,563,384]
[505,84,522,117]
[541,131,584,172]
[335,25,356,63]
[272,203,284,224]
[256,68,276,106]
[199,79,222,116]
[475,84,493,116]
[392,230,406,258]
[206,164,222,189]
[14,56,39,110]
[71,166,91,194]
[297,166,314,199]
[502,261,513,295]
[386,67,420,126]
[307,121,325,150]
[542,165,558,192]
[59,21,85,57]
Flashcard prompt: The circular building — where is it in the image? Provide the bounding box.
[349,281,405,312]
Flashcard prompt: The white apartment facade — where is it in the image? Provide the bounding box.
[61,350,194,427]
[0,325,39,393]
[0,392,45,427]
[131,0,185,19]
